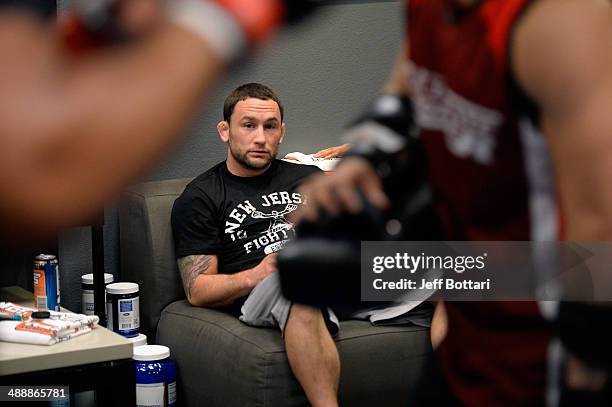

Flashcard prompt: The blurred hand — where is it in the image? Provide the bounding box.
[59,0,163,52]
[313,143,351,159]
[118,0,163,35]
[565,354,608,391]
[291,156,389,223]
[431,302,447,349]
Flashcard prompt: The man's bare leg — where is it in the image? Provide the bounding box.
[284,304,340,407]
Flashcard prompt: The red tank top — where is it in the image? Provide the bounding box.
[407,0,554,405]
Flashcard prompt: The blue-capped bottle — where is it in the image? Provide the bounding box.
[134,345,177,407]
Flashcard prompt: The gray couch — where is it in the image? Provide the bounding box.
[119,177,432,407]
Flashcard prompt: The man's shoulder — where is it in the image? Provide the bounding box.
[183,161,226,190]
[175,162,226,206]
[190,161,226,186]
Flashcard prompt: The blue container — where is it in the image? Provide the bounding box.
[134,345,177,407]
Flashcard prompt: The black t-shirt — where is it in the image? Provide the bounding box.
[171,160,321,274]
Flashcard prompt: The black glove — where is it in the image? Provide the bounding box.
[278,94,441,307]
[0,0,56,19]
[558,302,612,369]
[61,0,319,55]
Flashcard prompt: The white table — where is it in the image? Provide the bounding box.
[0,286,135,405]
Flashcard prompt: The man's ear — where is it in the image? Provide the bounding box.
[217,121,229,143]
[279,122,286,145]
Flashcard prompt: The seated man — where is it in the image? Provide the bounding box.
[171,82,431,407]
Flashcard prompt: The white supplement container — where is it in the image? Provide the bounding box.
[106,282,140,337]
[81,273,114,315]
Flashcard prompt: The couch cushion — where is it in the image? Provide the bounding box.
[157,300,432,407]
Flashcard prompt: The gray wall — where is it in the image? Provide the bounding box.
[55,1,403,312]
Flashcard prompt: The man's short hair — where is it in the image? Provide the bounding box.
[223,83,284,122]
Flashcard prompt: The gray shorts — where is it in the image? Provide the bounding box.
[239,273,432,335]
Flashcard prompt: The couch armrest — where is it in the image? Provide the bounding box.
[119,177,193,340]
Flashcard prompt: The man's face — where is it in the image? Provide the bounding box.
[218,98,285,173]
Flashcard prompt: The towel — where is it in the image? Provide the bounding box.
[282,152,341,171]
[0,302,99,345]
[0,301,36,320]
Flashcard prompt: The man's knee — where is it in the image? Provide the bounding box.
[288,303,324,328]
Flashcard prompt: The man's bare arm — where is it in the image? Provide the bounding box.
[513,0,612,240]
[177,255,215,300]
[177,254,243,308]
[0,10,223,239]
[512,0,612,391]
[382,43,410,96]
[177,253,277,307]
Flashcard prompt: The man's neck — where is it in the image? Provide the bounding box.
[225,157,272,177]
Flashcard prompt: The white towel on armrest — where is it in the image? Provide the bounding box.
[282,152,341,171]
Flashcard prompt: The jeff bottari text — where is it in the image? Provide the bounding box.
[371,253,491,291]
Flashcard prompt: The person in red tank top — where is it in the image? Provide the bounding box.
[295,0,612,405]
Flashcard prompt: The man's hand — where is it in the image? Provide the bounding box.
[291,157,389,223]
[313,143,351,159]
[246,253,278,288]
[565,354,608,392]
[118,0,163,36]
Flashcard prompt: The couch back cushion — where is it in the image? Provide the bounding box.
[119,177,193,340]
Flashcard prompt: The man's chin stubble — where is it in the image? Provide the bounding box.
[239,156,273,170]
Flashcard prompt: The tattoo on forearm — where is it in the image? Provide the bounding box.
[178,255,212,299]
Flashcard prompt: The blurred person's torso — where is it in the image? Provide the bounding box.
[407,0,552,405]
